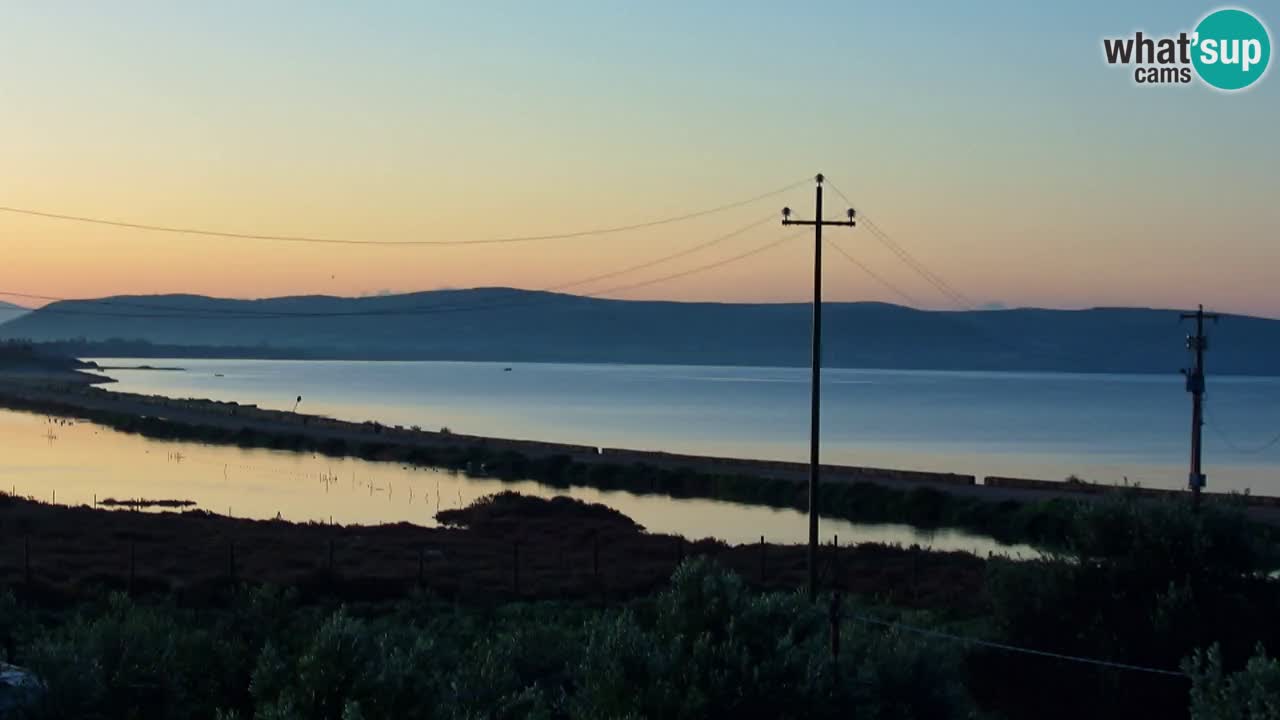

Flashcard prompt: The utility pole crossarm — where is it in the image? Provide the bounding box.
[781,172,857,602]
[783,218,857,227]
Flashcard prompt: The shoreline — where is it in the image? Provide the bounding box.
[2,376,1278,547]
[56,344,1280,377]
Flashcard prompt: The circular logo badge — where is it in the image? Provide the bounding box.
[1192,8,1271,90]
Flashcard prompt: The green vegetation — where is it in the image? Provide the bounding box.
[2,560,971,720]
[4,493,1280,719]
[1186,645,1280,720]
[973,494,1280,718]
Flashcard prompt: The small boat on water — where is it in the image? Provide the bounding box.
[503,367,512,372]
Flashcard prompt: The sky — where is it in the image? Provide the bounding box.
[1,1,1277,316]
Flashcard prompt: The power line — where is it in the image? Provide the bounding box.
[544,215,775,292]
[824,239,922,307]
[1204,409,1280,455]
[591,230,803,297]
[0,225,795,321]
[862,216,975,308]
[0,215,772,318]
[0,177,809,247]
[825,180,976,309]
[848,611,1187,679]
[818,186,1060,362]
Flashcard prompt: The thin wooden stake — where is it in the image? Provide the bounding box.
[592,531,600,582]
[228,540,237,585]
[829,591,843,663]
[512,541,520,596]
[759,535,766,584]
[832,534,839,591]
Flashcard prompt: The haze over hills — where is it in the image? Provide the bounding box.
[1,288,1277,375]
[0,300,30,326]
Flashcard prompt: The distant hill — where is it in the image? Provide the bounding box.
[0,340,105,384]
[0,288,1277,375]
[0,300,29,326]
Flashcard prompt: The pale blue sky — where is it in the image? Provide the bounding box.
[1,1,1277,314]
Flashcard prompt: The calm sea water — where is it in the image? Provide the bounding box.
[0,409,1023,554]
[89,359,1280,494]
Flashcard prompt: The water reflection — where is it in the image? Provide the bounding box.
[90,359,1280,494]
[0,409,1031,556]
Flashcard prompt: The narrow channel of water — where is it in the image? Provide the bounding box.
[0,408,1032,556]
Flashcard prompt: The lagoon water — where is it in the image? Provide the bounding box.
[0,408,1024,555]
[89,359,1280,493]
[6,358,1279,554]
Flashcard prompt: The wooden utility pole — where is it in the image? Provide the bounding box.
[1181,304,1218,509]
[782,173,856,601]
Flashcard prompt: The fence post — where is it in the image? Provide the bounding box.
[831,534,840,591]
[23,535,30,587]
[128,542,136,596]
[228,540,237,586]
[512,541,520,597]
[911,549,920,602]
[592,531,600,584]
[417,546,424,588]
[327,539,335,583]
[759,535,766,584]
[829,591,843,663]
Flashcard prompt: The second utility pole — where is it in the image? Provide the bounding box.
[783,173,855,601]
[1181,304,1218,510]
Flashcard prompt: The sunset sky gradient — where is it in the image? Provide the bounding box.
[2,1,1277,315]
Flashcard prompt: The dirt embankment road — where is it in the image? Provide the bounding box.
[1,375,1276,521]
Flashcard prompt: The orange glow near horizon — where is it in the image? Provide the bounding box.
[5,180,1277,319]
[2,4,1277,318]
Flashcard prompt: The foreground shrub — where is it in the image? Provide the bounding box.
[571,558,972,719]
[1186,644,1280,719]
[22,594,238,720]
[980,494,1280,719]
[6,561,975,720]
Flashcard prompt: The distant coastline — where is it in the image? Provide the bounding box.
[4,289,1279,375]
[94,364,186,372]
[0,342,113,386]
[7,340,1280,379]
